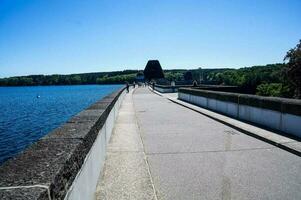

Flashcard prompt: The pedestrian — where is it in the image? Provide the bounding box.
[192,80,198,87]
[126,82,129,93]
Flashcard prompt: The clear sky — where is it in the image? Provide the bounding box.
[0,0,300,77]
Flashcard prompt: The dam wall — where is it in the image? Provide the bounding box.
[0,86,126,200]
[178,88,301,138]
[154,84,239,93]
[154,84,178,93]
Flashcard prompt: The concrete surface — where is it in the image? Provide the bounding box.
[95,89,156,200]
[134,88,301,200]
[163,91,301,157]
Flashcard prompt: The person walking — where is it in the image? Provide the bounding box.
[126,82,129,93]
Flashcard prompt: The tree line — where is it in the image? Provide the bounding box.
[163,40,301,98]
[0,70,139,86]
[198,64,293,97]
[1,40,300,98]
[0,65,296,98]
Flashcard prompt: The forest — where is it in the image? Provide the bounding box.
[0,64,293,97]
[1,37,300,99]
[162,63,294,98]
[0,70,139,86]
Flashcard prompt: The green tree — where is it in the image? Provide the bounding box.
[19,77,33,86]
[7,77,19,86]
[164,72,183,81]
[284,39,301,98]
[70,75,82,84]
[0,78,8,86]
[184,71,193,81]
[96,73,136,84]
[256,83,282,97]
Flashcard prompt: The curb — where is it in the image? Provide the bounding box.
[148,87,163,97]
[148,87,301,157]
[167,97,301,157]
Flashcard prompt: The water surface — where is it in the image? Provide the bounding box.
[0,85,122,164]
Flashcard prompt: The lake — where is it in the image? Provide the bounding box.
[0,85,122,164]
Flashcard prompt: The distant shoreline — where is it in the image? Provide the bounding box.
[0,83,124,87]
[0,70,140,86]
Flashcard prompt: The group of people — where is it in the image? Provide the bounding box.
[125,80,199,93]
[126,81,147,93]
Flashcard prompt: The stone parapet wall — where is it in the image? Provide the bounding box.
[154,84,239,94]
[0,86,126,200]
[178,88,301,138]
[154,84,192,93]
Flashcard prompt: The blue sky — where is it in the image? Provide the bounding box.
[0,0,300,77]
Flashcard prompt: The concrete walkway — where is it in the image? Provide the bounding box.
[97,87,301,200]
[95,89,156,200]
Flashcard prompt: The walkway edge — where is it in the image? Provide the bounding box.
[150,88,301,157]
[169,97,301,157]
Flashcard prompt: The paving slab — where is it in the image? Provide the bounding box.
[147,148,301,200]
[133,87,301,200]
[97,151,155,200]
[163,90,301,156]
[95,89,156,200]
[107,123,143,152]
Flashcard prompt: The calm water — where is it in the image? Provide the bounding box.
[0,85,122,164]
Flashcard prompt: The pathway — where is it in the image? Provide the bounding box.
[97,87,301,200]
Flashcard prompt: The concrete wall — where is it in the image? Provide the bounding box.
[178,91,301,138]
[0,87,126,200]
[154,85,177,93]
[154,84,239,94]
[64,91,125,200]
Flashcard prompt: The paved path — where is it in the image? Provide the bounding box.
[96,89,156,200]
[97,87,301,200]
